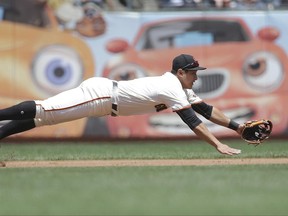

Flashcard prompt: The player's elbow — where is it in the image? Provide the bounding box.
[176,108,202,130]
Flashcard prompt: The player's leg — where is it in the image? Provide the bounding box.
[34,92,112,127]
[0,119,35,140]
[0,101,36,121]
[0,77,112,139]
[0,101,37,139]
[0,87,84,139]
[34,77,113,126]
[0,86,86,140]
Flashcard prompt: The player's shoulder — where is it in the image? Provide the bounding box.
[160,72,179,83]
[136,72,177,87]
[161,72,183,87]
[156,72,184,95]
[162,72,175,78]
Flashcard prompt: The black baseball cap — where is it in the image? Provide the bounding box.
[172,54,206,71]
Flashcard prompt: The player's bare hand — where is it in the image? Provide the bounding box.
[216,143,241,156]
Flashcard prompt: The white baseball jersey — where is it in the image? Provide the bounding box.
[116,72,202,115]
[34,72,202,127]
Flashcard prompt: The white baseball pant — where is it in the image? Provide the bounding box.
[34,77,114,127]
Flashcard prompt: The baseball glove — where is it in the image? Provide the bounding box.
[241,119,273,145]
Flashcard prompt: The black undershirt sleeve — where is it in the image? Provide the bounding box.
[191,102,213,120]
[176,108,202,130]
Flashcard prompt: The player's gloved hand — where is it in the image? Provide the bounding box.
[241,119,273,146]
[216,143,241,156]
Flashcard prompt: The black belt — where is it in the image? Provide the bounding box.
[111,81,118,116]
[111,103,118,116]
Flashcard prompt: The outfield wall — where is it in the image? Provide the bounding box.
[0,3,287,139]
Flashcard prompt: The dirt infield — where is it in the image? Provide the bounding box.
[1,158,288,168]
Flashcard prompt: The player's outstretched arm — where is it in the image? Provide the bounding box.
[208,107,244,135]
[176,108,241,155]
[191,102,244,135]
[192,123,241,156]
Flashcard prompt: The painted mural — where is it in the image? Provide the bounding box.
[0,0,287,139]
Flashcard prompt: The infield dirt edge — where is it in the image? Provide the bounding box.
[1,158,288,168]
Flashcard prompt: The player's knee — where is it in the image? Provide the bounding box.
[18,101,36,119]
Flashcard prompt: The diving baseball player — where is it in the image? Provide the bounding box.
[0,54,243,155]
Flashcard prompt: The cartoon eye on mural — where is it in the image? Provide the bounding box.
[0,0,96,138]
[103,17,288,137]
[31,45,84,95]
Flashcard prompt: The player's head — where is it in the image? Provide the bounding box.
[171,54,206,89]
[171,54,206,74]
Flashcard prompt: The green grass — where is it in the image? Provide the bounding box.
[0,139,288,216]
[1,165,288,216]
[1,139,288,161]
